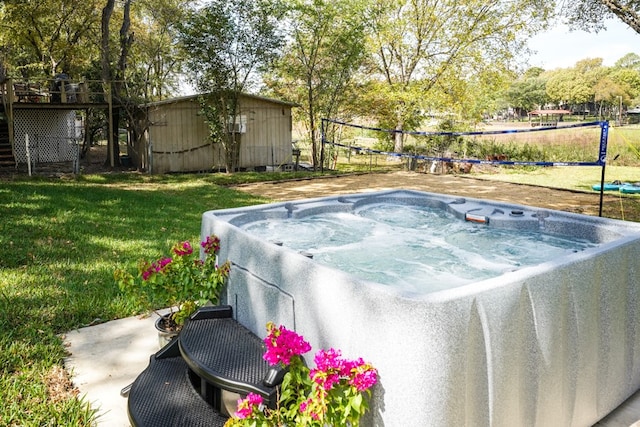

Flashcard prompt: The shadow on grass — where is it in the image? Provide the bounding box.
[0,175,267,359]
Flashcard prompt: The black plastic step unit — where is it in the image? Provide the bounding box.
[178,305,285,408]
[127,354,228,427]
[127,305,287,426]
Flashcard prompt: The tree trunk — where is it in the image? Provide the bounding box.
[394,123,404,153]
[101,0,116,167]
[111,107,121,165]
[100,1,115,83]
[100,0,133,168]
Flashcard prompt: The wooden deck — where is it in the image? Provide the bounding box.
[11,102,109,110]
[2,78,113,110]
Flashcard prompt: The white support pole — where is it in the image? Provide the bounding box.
[148,140,153,174]
[25,134,31,176]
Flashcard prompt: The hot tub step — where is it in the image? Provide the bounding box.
[178,305,282,407]
[127,355,228,427]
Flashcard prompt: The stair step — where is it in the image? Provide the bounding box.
[128,355,228,427]
[127,306,284,426]
[179,306,281,406]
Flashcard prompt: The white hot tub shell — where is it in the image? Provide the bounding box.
[201,189,640,426]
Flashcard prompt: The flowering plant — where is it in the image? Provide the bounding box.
[225,322,378,426]
[115,235,230,327]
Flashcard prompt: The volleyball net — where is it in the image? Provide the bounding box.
[320,118,610,214]
[321,118,609,168]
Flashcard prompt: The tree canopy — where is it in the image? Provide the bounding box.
[263,0,371,167]
[0,0,638,171]
[363,0,553,151]
[561,0,640,34]
[0,0,102,78]
[178,0,284,171]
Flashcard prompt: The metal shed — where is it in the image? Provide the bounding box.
[144,93,295,173]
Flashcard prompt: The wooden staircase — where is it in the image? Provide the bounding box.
[0,109,13,166]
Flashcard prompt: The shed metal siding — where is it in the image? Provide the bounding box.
[238,97,292,169]
[148,98,224,173]
[146,94,292,173]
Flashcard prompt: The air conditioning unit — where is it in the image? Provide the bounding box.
[228,115,247,134]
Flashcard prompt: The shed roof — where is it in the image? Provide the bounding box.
[145,92,297,108]
[528,109,572,115]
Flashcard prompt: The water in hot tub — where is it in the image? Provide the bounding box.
[242,204,596,293]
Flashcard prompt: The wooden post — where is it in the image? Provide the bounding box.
[79,81,89,103]
[6,78,15,161]
[25,134,31,176]
[61,80,67,103]
[105,82,115,167]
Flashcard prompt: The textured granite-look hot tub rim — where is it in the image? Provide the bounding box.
[201,189,640,427]
[203,189,640,301]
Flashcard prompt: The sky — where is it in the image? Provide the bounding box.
[527,18,640,70]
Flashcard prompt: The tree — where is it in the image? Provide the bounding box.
[615,52,640,70]
[100,0,135,167]
[545,68,594,109]
[609,67,640,105]
[560,0,640,34]
[0,0,189,168]
[365,0,554,152]
[179,0,284,172]
[506,72,549,116]
[117,0,191,169]
[264,0,372,169]
[99,0,190,169]
[0,0,102,78]
[594,77,625,117]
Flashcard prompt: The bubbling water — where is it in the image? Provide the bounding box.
[242,204,596,293]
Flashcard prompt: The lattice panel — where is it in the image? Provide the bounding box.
[14,110,79,163]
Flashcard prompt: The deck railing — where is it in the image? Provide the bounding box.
[1,78,112,106]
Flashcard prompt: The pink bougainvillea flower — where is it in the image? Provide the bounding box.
[263,322,311,366]
[349,362,378,392]
[201,235,221,255]
[156,257,172,271]
[234,393,263,419]
[140,261,154,281]
[313,348,344,371]
[173,241,193,256]
[300,397,321,421]
[310,348,345,389]
[309,349,378,392]
[140,257,172,281]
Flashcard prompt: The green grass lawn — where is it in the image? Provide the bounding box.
[0,173,275,425]
[471,165,640,193]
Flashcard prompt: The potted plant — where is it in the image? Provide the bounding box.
[115,234,230,345]
[225,322,378,426]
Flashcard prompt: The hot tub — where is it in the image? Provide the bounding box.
[201,189,640,426]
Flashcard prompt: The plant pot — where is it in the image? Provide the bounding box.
[155,313,180,349]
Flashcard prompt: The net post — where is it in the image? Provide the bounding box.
[320,118,327,173]
[597,121,609,217]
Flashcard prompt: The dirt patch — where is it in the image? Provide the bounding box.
[232,171,640,222]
